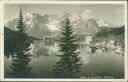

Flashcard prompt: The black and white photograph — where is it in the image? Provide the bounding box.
[0,0,127,82]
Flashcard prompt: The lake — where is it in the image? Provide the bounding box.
[4,51,124,78]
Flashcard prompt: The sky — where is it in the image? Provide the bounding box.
[4,4,125,26]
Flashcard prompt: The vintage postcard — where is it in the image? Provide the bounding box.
[0,0,127,82]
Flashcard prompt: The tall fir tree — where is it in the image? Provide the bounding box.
[53,13,81,78]
[9,9,32,78]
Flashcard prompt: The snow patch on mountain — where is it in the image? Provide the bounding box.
[97,19,109,27]
[46,16,60,31]
[26,13,33,18]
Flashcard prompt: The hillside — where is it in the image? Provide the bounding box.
[4,27,41,57]
[93,26,124,48]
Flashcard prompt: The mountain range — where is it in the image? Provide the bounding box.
[5,13,121,38]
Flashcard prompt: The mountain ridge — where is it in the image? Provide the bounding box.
[5,13,120,38]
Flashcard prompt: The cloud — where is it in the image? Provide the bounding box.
[115,8,124,26]
[81,9,94,20]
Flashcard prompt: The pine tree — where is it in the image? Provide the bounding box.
[53,13,81,78]
[9,9,32,78]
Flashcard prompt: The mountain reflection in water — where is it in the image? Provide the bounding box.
[5,49,124,78]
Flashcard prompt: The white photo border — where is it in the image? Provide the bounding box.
[0,0,127,81]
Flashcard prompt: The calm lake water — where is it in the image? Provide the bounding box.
[4,42,124,78]
[4,55,124,78]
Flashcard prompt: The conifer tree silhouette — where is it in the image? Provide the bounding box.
[53,13,81,78]
[9,9,32,78]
